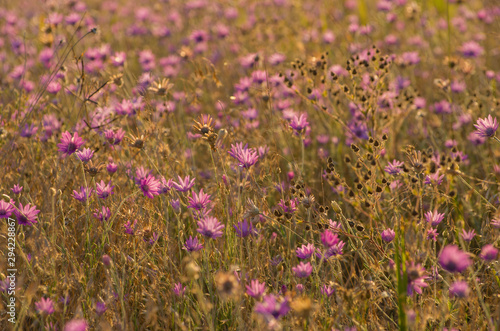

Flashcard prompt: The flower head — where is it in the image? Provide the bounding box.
[425,210,445,227]
[255,294,290,321]
[139,174,161,199]
[72,187,93,203]
[197,216,224,239]
[75,148,94,163]
[289,113,309,132]
[439,245,472,273]
[35,297,55,315]
[461,229,476,242]
[64,319,88,331]
[320,230,339,248]
[96,180,115,199]
[381,228,396,242]
[449,281,470,298]
[14,203,40,226]
[0,200,15,219]
[480,244,498,262]
[95,302,107,316]
[183,236,203,252]
[173,283,186,297]
[385,160,404,175]
[474,115,498,138]
[321,285,335,297]
[233,219,256,238]
[406,262,429,295]
[246,279,266,299]
[296,243,315,259]
[57,131,85,157]
[187,189,211,210]
[292,261,313,278]
[11,184,23,194]
[172,175,195,192]
[228,142,259,168]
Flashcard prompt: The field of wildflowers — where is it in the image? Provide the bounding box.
[0,0,499,330]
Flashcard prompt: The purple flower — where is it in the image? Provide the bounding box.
[460,41,483,58]
[139,175,161,199]
[321,285,335,297]
[187,189,211,210]
[427,228,439,241]
[246,279,266,299]
[289,113,309,132]
[35,297,55,315]
[491,219,500,228]
[96,180,115,199]
[233,219,256,237]
[0,200,15,218]
[75,148,94,163]
[480,244,498,262]
[474,115,498,138]
[183,236,203,252]
[228,142,259,168]
[95,302,107,316]
[14,203,40,226]
[158,177,173,194]
[173,283,186,297]
[329,219,342,231]
[385,160,404,175]
[424,172,444,185]
[439,245,472,273]
[144,232,159,245]
[296,243,315,259]
[64,319,88,331]
[57,131,85,157]
[254,294,290,321]
[425,210,445,227]
[320,229,339,248]
[93,206,111,222]
[11,184,23,194]
[107,161,118,174]
[406,262,429,295]
[172,175,195,192]
[197,216,224,239]
[292,261,313,278]
[381,228,396,242]
[278,198,298,214]
[449,281,470,298]
[72,187,93,203]
[124,219,138,235]
[461,229,476,242]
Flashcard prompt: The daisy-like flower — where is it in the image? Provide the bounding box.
[255,294,290,322]
[460,41,483,58]
[14,203,40,226]
[139,174,161,199]
[124,219,138,235]
[172,175,196,192]
[148,78,173,97]
[439,245,472,273]
[228,142,259,169]
[424,210,445,227]
[215,271,240,300]
[381,228,396,242]
[320,229,339,248]
[480,244,498,262]
[95,302,107,316]
[246,279,266,299]
[187,189,211,210]
[384,159,404,175]
[0,200,15,218]
[75,148,94,163]
[289,113,309,133]
[96,180,115,199]
[71,186,93,203]
[461,229,476,242]
[427,228,439,241]
[57,131,85,157]
[321,285,335,297]
[424,172,444,185]
[11,184,23,194]
[183,236,203,252]
[93,206,111,222]
[35,297,55,315]
[63,319,88,331]
[296,243,315,259]
[292,261,313,278]
[197,216,224,239]
[406,262,429,295]
[449,281,470,298]
[474,115,498,138]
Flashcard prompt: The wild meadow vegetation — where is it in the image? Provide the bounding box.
[0,0,499,330]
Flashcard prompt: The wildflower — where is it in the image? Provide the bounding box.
[233,219,256,237]
[96,180,115,199]
[139,174,161,199]
[424,210,445,227]
[427,228,439,241]
[14,203,40,226]
[143,232,159,245]
[197,216,224,239]
[491,219,500,228]
[381,228,396,242]
[270,255,283,266]
[64,319,88,331]
[148,78,173,96]
[328,219,342,231]
[107,161,118,174]
[215,271,240,299]
[35,297,55,315]
[75,148,94,163]
[0,200,15,218]
[439,245,472,273]
[72,187,93,203]
[192,114,215,137]
[124,219,138,235]
[183,236,203,252]
[289,113,309,133]
[320,230,339,248]
[95,302,107,316]
[406,262,429,295]
[296,243,316,259]
[246,279,266,299]
[474,115,498,138]
[449,281,470,298]
[461,229,476,242]
[57,131,85,157]
[93,206,111,222]
[321,285,335,297]
[172,175,195,192]
[228,142,259,168]
[424,172,444,185]
[460,41,483,58]
[292,262,313,278]
[11,184,23,194]
[187,189,211,210]
[173,283,186,297]
[84,160,105,178]
[102,255,111,267]
[480,244,498,262]
[295,284,304,293]
[278,198,298,214]
[385,160,404,175]
[255,294,290,321]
